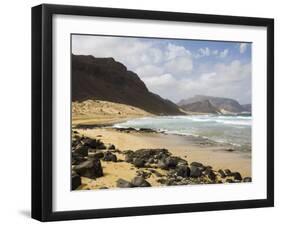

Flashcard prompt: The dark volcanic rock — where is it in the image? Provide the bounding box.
[226,149,235,152]
[73,144,89,156]
[73,158,103,179]
[157,159,168,170]
[175,165,190,178]
[72,152,87,165]
[224,169,232,176]
[218,169,226,178]
[88,150,104,159]
[133,158,145,168]
[103,151,117,162]
[205,169,216,181]
[116,179,133,188]
[164,157,179,168]
[71,172,81,190]
[190,162,204,168]
[139,128,156,133]
[231,172,242,181]
[125,148,171,168]
[190,166,202,178]
[131,176,151,187]
[243,177,252,182]
[108,144,115,150]
[72,54,182,115]
[82,137,106,149]
[165,156,187,168]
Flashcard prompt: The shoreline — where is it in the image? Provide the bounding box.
[71,125,251,190]
[76,127,251,175]
[71,101,251,190]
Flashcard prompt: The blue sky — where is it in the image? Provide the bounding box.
[72,35,252,104]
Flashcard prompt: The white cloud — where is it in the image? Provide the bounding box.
[239,43,248,54]
[72,35,251,104]
[195,48,228,59]
[197,47,211,57]
[135,64,164,78]
[165,43,191,60]
[164,56,193,75]
[212,50,219,55]
[219,49,229,58]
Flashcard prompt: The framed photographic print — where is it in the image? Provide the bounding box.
[32,4,274,221]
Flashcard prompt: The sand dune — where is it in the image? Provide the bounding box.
[72,100,152,126]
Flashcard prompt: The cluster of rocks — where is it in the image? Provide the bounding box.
[115,127,157,133]
[122,148,252,186]
[71,131,252,190]
[71,131,119,190]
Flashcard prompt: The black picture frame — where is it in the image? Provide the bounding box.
[32,3,274,222]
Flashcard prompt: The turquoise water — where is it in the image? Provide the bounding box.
[113,115,252,149]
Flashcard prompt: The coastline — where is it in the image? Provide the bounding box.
[72,125,251,190]
[76,127,251,177]
[71,100,251,190]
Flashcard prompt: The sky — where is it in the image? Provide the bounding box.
[72,34,252,104]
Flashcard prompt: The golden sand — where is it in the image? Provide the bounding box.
[75,128,251,189]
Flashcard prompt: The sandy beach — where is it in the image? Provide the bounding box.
[73,127,251,190]
[71,99,251,190]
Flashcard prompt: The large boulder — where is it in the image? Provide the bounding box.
[190,166,202,178]
[81,137,106,149]
[175,165,190,178]
[231,172,242,181]
[71,172,81,190]
[72,152,87,165]
[73,144,89,156]
[73,158,103,179]
[157,156,187,170]
[131,176,151,187]
[132,158,145,168]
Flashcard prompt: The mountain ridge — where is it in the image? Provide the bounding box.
[178,95,250,113]
[180,99,221,114]
[72,54,182,115]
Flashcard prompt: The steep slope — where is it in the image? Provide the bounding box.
[178,95,245,113]
[72,55,182,115]
[180,100,220,114]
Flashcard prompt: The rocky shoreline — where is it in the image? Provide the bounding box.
[71,130,252,190]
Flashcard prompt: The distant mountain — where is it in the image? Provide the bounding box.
[72,54,182,115]
[242,104,251,112]
[178,95,246,113]
[180,100,221,114]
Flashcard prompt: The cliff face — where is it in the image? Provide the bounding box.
[72,55,182,115]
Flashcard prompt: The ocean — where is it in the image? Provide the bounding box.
[113,115,252,150]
